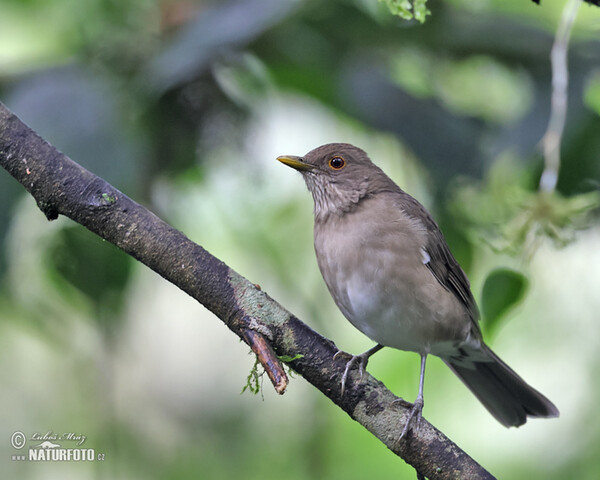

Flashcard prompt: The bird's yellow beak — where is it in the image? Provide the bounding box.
[277,155,313,171]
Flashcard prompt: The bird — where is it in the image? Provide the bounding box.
[277,142,559,437]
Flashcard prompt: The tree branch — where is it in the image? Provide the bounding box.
[539,0,581,193]
[0,102,494,480]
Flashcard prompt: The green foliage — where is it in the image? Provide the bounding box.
[279,354,304,379]
[241,354,264,396]
[450,155,600,256]
[241,353,304,395]
[378,0,430,23]
[47,224,133,321]
[481,268,528,336]
[277,353,304,363]
[0,0,156,74]
[390,52,532,124]
[584,70,600,116]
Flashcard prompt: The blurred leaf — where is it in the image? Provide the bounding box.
[450,153,600,256]
[213,53,272,108]
[390,52,533,124]
[413,0,431,22]
[0,0,73,73]
[437,56,532,124]
[378,0,431,22]
[7,66,143,192]
[48,225,133,319]
[389,48,436,98]
[584,70,600,117]
[146,0,299,92]
[481,268,528,335]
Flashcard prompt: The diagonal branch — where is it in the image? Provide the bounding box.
[0,101,494,480]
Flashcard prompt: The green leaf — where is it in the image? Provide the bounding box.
[481,268,528,336]
[413,0,431,23]
[584,70,600,117]
[277,354,304,363]
[378,0,430,23]
[48,225,133,316]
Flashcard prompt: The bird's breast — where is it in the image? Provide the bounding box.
[314,203,471,354]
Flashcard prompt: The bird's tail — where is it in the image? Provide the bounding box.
[443,344,559,427]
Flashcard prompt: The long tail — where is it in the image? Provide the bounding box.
[443,344,559,427]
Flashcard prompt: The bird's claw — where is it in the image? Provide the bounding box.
[334,350,369,396]
[397,396,424,441]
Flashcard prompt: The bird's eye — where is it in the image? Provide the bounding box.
[328,156,346,170]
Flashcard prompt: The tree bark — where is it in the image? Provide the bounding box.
[0,101,495,480]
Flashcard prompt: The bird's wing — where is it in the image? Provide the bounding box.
[399,192,481,327]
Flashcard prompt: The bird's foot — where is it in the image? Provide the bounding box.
[333,350,370,396]
[395,395,424,441]
[334,344,383,396]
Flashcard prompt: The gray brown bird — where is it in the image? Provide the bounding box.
[277,143,559,436]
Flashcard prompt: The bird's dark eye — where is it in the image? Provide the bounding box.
[328,156,346,170]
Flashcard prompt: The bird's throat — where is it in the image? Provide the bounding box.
[306,176,368,222]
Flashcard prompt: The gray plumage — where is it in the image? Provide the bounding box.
[278,142,558,428]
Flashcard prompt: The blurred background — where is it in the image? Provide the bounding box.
[1,0,600,478]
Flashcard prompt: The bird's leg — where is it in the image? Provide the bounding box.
[334,344,384,396]
[399,354,427,440]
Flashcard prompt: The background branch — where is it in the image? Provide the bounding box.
[0,102,494,479]
[539,0,581,192]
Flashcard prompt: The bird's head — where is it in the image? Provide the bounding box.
[277,143,396,221]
